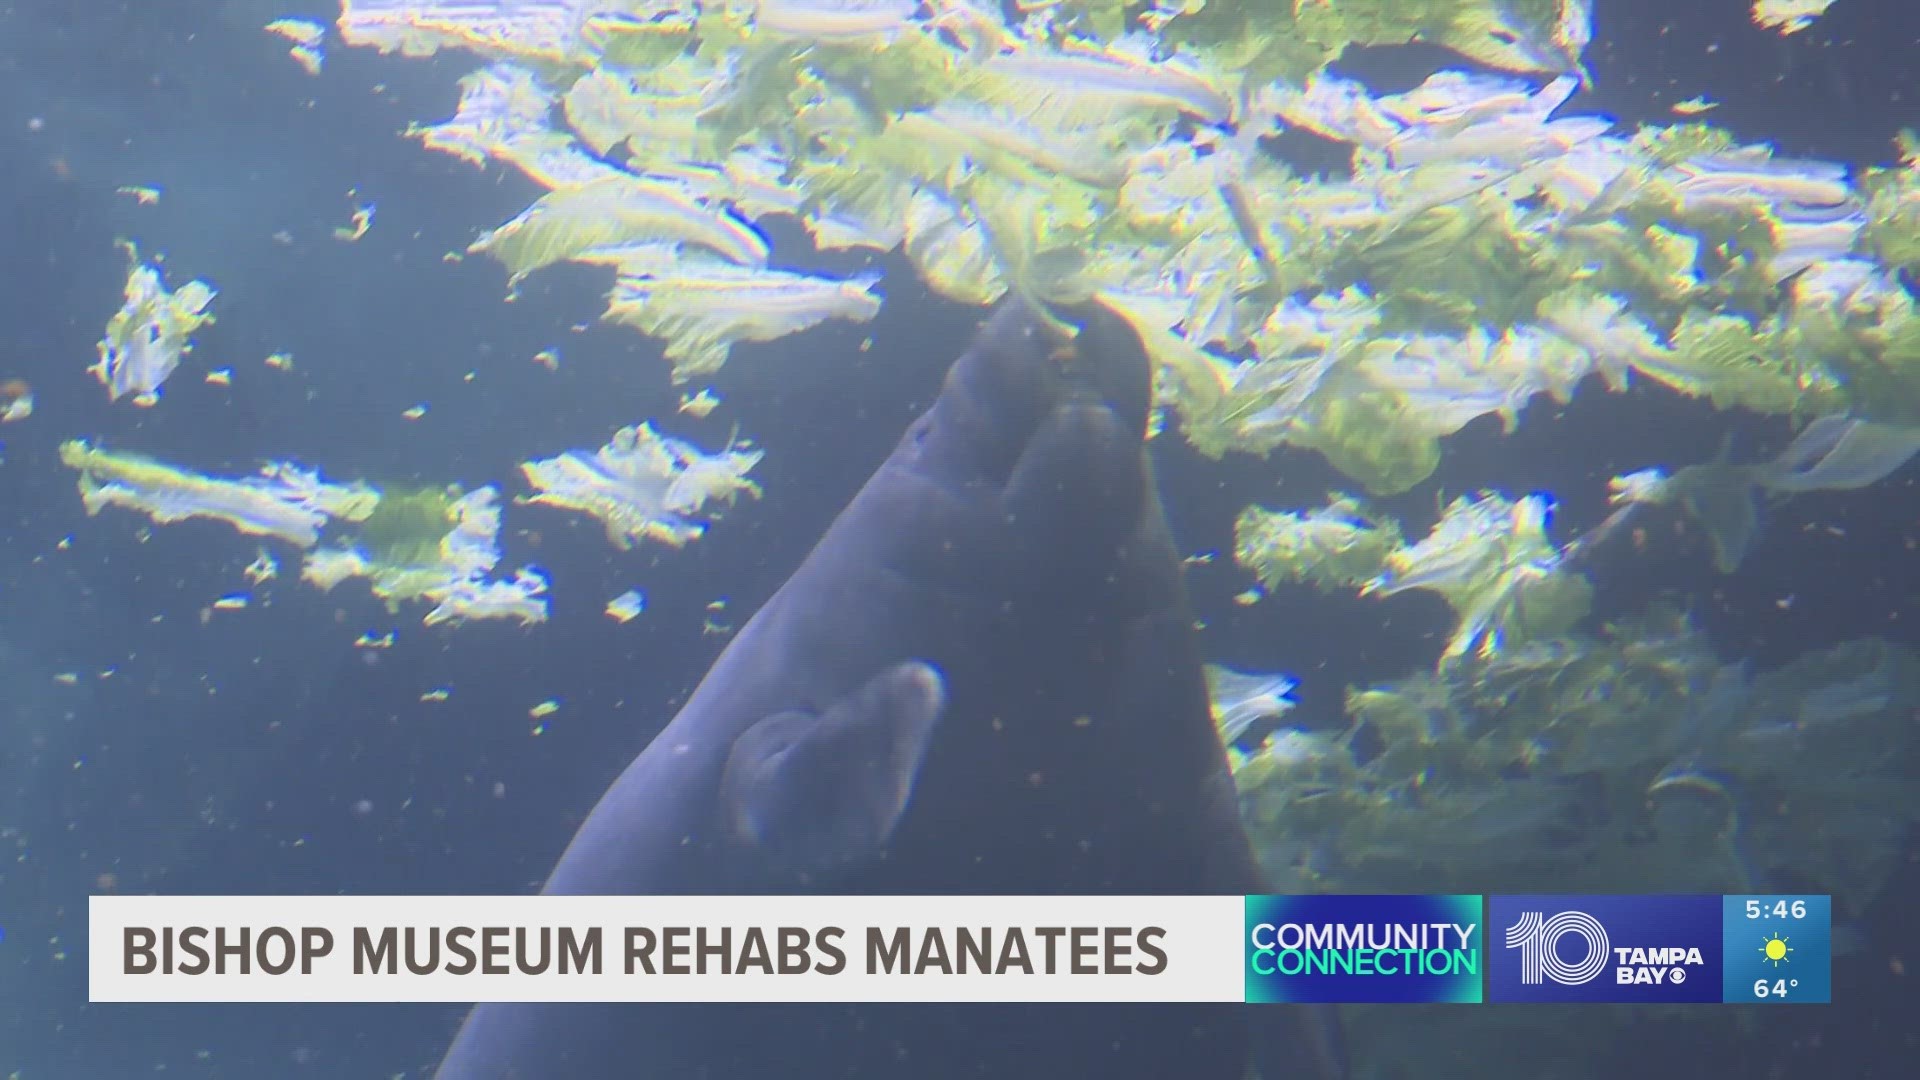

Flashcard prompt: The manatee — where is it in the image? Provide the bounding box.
[433,296,1345,1079]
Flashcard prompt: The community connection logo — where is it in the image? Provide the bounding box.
[1243,895,1483,1003]
[1487,895,1723,1003]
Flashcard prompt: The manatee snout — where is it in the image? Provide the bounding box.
[933,297,1154,487]
[1044,298,1153,443]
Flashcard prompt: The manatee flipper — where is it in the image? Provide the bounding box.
[720,660,948,872]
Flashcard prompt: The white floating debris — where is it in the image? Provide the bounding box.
[604,264,883,382]
[0,378,30,423]
[1205,665,1299,744]
[59,440,378,549]
[265,18,326,75]
[244,549,278,585]
[677,389,720,418]
[605,589,646,623]
[304,487,550,628]
[520,423,763,551]
[92,242,216,408]
[334,203,374,241]
[1751,0,1837,35]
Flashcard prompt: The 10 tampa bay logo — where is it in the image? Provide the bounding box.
[1503,908,1705,986]
[1487,895,1721,1003]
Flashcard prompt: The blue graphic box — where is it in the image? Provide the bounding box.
[1721,894,1832,1004]
[1487,894,1722,1003]
[1244,894,1484,1004]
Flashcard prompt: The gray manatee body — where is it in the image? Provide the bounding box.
[433,297,1344,1080]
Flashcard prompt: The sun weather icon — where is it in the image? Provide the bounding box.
[1759,933,1793,968]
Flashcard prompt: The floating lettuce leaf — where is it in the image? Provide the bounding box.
[1554,221,1704,317]
[342,0,1919,512]
[900,189,1008,306]
[1364,492,1590,662]
[1167,0,1583,86]
[403,63,558,169]
[603,263,883,381]
[519,422,762,550]
[1137,325,1331,459]
[1291,389,1446,497]
[1206,664,1299,744]
[1628,122,1739,167]
[583,11,697,70]
[353,485,459,569]
[806,31,969,115]
[561,62,713,158]
[469,177,770,286]
[751,0,922,45]
[337,0,602,70]
[59,440,374,549]
[1234,600,1920,914]
[963,34,1234,130]
[1233,496,1403,593]
[306,486,549,627]
[1649,309,1826,413]
[1331,200,1553,333]
[1750,0,1839,37]
[91,241,216,408]
[1859,162,1920,276]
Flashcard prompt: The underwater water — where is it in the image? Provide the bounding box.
[0,0,1916,1076]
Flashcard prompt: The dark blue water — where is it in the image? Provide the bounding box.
[0,0,1914,1076]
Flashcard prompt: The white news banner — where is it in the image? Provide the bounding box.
[90,894,1247,1004]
